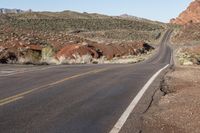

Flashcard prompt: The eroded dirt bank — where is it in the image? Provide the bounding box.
[142,66,200,133]
[0,39,154,64]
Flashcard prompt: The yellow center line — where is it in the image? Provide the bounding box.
[0,96,24,106]
[0,68,108,106]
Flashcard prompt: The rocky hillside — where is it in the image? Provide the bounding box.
[170,0,200,66]
[0,10,166,64]
[171,0,200,43]
[170,0,200,25]
[172,23,200,43]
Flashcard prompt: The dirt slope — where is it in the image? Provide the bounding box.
[142,66,200,133]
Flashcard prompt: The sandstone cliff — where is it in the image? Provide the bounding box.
[170,0,200,25]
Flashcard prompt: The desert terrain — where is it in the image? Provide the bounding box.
[1,0,200,133]
[0,11,166,65]
[141,0,200,132]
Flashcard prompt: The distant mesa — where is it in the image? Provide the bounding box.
[0,8,32,14]
[170,0,200,25]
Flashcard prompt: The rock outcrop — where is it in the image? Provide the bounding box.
[170,0,200,25]
[0,9,160,64]
[56,42,154,61]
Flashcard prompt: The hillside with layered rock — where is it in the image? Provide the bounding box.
[0,10,166,64]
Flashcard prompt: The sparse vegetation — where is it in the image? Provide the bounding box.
[176,47,200,65]
[171,23,200,66]
[41,46,55,62]
[172,24,200,44]
[0,11,166,64]
[56,52,153,65]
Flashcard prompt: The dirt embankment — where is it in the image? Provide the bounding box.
[172,23,200,44]
[170,23,200,66]
[56,41,153,62]
[0,35,154,64]
[141,25,200,132]
[142,66,200,133]
[142,19,200,132]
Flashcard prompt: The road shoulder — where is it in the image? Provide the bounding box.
[119,65,170,133]
[142,66,200,133]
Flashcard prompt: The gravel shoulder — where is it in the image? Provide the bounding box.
[142,66,200,133]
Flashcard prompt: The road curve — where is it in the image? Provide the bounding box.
[0,30,173,133]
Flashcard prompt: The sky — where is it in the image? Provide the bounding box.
[0,0,193,22]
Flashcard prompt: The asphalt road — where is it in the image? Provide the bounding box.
[0,30,173,133]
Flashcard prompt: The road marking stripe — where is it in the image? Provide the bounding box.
[109,64,169,133]
[0,96,23,106]
[0,68,108,106]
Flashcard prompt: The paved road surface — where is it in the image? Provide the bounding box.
[0,30,173,133]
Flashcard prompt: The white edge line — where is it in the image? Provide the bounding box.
[109,64,169,133]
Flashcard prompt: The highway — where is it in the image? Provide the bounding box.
[0,30,173,133]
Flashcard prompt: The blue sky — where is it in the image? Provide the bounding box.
[0,0,192,22]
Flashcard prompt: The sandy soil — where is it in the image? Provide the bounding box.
[142,66,200,133]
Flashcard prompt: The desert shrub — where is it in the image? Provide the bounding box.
[18,50,41,64]
[41,46,55,62]
[10,18,164,32]
[57,54,93,64]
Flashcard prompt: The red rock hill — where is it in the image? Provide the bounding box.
[170,0,200,25]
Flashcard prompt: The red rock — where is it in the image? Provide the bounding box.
[56,44,99,59]
[56,41,152,60]
[170,0,200,25]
